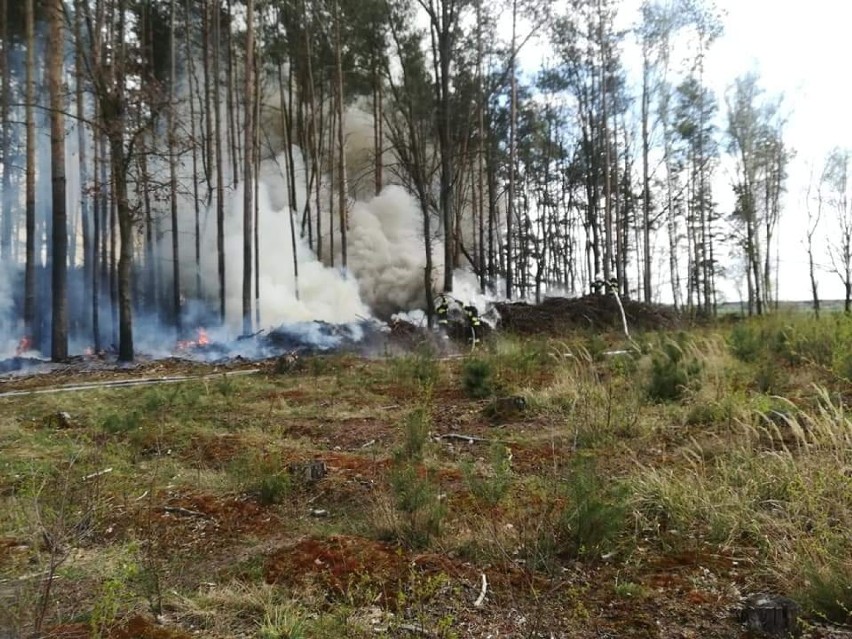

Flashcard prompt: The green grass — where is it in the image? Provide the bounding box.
[4,318,852,634]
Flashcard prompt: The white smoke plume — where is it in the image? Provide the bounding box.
[0,261,18,358]
[196,174,371,331]
[175,92,453,332]
[347,185,443,317]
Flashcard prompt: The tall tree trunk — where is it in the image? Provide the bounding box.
[373,74,383,196]
[434,0,456,294]
[0,0,11,262]
[24,0,36,337]
[333,0,348,268]
[506,52,516,298]
[226,0,240,185]
[112,140,134,361]
[169,0,182,334]
[242,0,255,334]
[75,0,91,337]
[214,2,226,321]
[599,0,612,285]
[49,0,68,361]
[476,0,486,293]
[186,0,202,297]
[92,129,101,350]
[201,0,214,199]
[641,48,652,303]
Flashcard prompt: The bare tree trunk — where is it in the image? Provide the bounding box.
[328,89,335,266]
[504,1,518,298]
[214,2,226,322]
[74,0,91,336]
[0,0,11,263]
[168,0,182,334]
[49,0,68,361]
[641,50,652,303]
[254,54,262,324]
[24,0,36,336]
[185,0,202,297]
[92,138,100,351]
[242,0,255,334]
[226,0,240,185]
[374,75,383,195]
[201,0,214,199]
[334,0,348,268]
[599,0,612,285]
[476,0,486,292]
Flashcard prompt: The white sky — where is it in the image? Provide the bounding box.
[513,0,852,301]
[703,0,852,301]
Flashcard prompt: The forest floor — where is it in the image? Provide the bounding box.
[2,310,852,638]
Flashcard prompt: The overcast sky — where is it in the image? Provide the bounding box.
[703,0,852,301]
[514,0,852,301]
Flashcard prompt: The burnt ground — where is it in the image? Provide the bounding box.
[1,307,850,637]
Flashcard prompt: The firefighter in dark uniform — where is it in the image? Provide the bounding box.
[435,295,450,328]
[463,303,481,343]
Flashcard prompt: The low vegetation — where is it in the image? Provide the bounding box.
[2,314,852,637]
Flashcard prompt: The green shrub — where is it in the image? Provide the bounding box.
[799,557,852,625]
[558,455,630,559]
[101,411,141,435]
[390,346,441,390]
[255,473,292,506]
[230,453,292,505]
[729,322,764,362]
[462,442,512,508]
[462,358,494,399]
[646,339,702,402]
[685,401,731,426]
[388,463,446,549]
[397,407,431,462]
[520,456,630,570]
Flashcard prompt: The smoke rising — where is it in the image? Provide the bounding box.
[1,49,500,362]
[197,174,371,331]
[348,186,443,317]
[0,262,18,358]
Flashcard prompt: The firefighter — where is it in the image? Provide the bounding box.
[435,294,450,327]
[463,303,481,344]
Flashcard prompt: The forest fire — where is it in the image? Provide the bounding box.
[15,336,33,356]
[175,328,210,351]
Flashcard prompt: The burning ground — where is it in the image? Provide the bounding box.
[2,319,852,637]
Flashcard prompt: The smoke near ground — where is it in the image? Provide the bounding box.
[0,67,499,360]
[0,262,18,357]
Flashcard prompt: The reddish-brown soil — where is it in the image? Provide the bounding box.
[44,616,191,639]
[264,535,406,599]
[6,345,852,639]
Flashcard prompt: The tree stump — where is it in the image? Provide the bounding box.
[288,459,328,483]
[740,594,800,637]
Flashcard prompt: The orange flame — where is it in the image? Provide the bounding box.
[175,327,210,351]
[15,336,33,356]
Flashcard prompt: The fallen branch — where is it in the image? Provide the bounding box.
[395,623,433,636]
[83,468,113,481]
[159,506,214,520]
[474,573,488,607]
[434,433,493,444]
[0,368,260,398]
